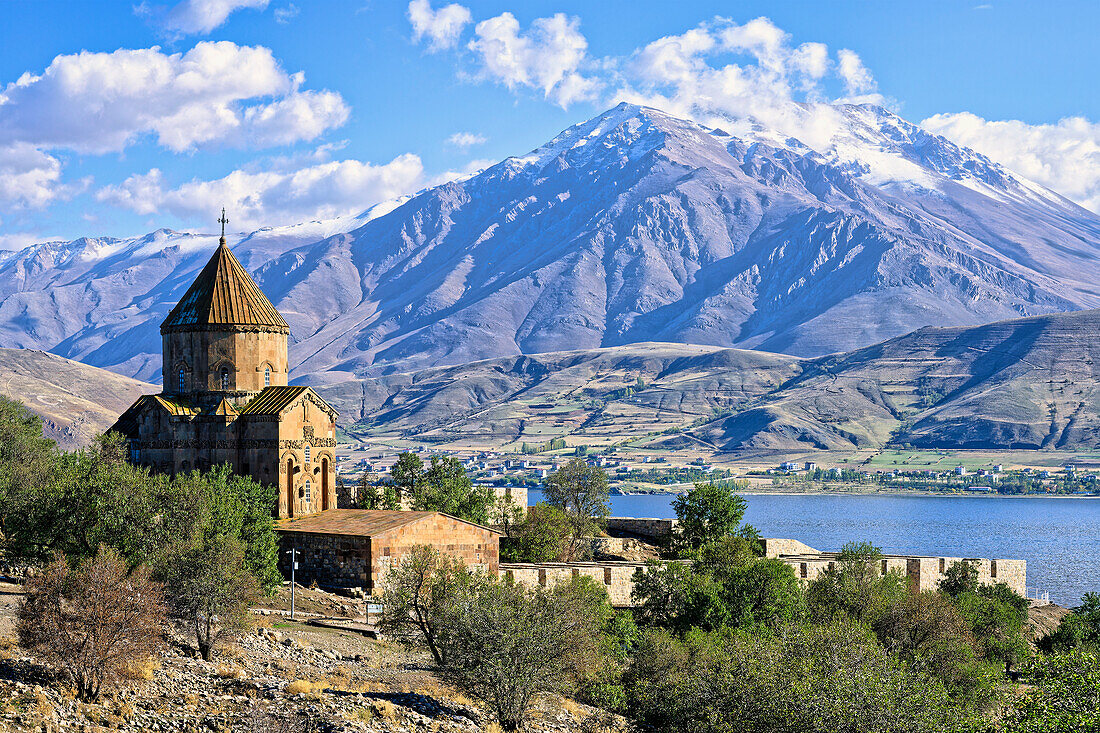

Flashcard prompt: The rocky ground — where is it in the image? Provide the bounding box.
[0,582,626,733]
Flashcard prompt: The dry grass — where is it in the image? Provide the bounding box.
[283,679,317,695]
[370,699,396,719]
[216,664,246,680]
[118,656,160,681]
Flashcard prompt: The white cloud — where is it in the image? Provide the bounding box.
[467,12,599,107]
[611,18,886,145]
[408,0,471,51]
[427,157,496,187]
[96,154,426,230]
[274,4,298,24]
[836,49,876,97]
[447,131,486,148]
[0,42,348,154]
[0,144,70,209]
[140,0,270,36]
[922,112,1100,212]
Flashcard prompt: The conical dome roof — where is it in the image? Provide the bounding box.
[161,240,289,334]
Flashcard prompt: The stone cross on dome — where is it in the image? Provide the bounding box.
[218,207,229,245]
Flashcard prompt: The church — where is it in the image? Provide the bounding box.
[111,213,338,519]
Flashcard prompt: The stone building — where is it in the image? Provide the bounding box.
[111,223,338,518]
[276,509,501,593]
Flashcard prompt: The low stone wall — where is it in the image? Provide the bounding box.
[780,552,1026,597]
[501,561,651,607]
[605,517,677,542]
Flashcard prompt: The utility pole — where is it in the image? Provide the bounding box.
[290,544,297,621]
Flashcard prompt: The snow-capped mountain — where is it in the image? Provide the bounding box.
[2,102,1100,383]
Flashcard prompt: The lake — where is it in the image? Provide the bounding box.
[529,490,1100,607]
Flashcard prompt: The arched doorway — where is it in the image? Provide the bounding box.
[321,457,330,510]
[285,458,295,517]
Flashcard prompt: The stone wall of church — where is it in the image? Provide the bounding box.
[276,397,338,519]
[163,328,288,396]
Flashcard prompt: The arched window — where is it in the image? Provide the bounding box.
[220,368,230,390]
[304,445,311,464]
[304,480,312,503]
[178,369,185,393]
[264,366,271,387]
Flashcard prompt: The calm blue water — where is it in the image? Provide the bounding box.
[529,490,1100,607]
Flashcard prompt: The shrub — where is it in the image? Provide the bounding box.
[17,546,166,701]
[162,535,259,661]
[500,503,573,562]
[379,545,475,665]
[442,575,605,731]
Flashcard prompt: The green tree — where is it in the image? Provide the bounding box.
[543,458,610,559]
[1040,593,1100,653]
[952,583,1031,672]
[411,456,494,525]
[500,503,572,563]
[632,538,802,633]
[939,559,979,597]
[625,620,977,733]
[807,541,908,624]
[0,395,57,546]
[390,452,424,501]
[442,574,605,731]
[873,590,994,702]
[671,482,757,555]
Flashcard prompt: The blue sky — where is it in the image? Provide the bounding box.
[2,0,1099,248]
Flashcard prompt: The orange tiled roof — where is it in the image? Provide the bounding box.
[276,509,436,536]
[161,242,289,334]
[275,509,501,537]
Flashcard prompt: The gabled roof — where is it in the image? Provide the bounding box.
[211,397,238,416]
[161,241,289,334]
[109,394,199,437]
[275,509,501,537]
[238,385,310,415]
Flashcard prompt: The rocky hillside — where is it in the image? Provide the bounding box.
[0,348,154,450]
[2,103,1099,382]
[3,306,1100,453]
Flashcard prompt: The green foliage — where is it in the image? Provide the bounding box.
[0,398,280,595]
[872,590,996,703]
[410,456,495,525]
[633,537,803,633]
[389,452,423,498]
[161,535,259,661]
[1040,593,1100,653]
[670,482,757,555]
[939,560,980,597]
[625,620,979,733]
[806,541,909,625]
[951,583,1031,671]
[383,547,609,731]
[1002,649,1100,732]
[354,475,401,510]
[379,545,476,666]
[499,503,572,563]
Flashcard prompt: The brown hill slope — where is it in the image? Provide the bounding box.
[318,309,1100,453]
[0,348,155,449]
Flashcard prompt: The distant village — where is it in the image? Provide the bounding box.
[335,444,1100,497]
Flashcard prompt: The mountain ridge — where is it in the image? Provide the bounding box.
[1,102,1099,382]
